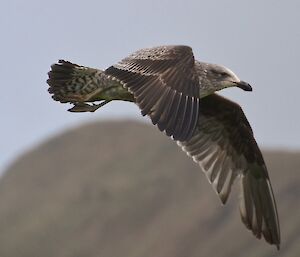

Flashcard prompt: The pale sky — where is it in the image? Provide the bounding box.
[1,0,299,173]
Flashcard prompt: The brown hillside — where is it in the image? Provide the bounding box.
[0,121,299,257]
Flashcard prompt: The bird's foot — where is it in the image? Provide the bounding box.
[68,100,111,113]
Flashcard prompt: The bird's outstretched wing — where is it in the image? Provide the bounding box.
[178,93,280,248]
[105,45,200,141]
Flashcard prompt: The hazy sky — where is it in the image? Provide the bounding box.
[1,0,299,173]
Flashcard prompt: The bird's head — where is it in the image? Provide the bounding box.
[197,62,252,97]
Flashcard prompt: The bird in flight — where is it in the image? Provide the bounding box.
[47,45,280,249]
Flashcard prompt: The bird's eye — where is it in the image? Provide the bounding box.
[220,72,228,77]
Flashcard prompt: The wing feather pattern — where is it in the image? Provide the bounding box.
[105,45,200,141]
[178,93,280,248]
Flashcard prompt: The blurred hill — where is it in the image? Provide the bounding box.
[0,121,299,257]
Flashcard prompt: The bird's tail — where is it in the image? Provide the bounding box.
[47,60,109,104]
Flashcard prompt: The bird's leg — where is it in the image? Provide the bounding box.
[68,100,112,113]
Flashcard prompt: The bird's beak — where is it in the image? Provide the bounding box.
[235,81,252,91]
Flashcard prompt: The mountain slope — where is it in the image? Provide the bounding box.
[0,121,299,257]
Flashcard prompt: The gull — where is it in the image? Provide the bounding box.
[47,45,280,249]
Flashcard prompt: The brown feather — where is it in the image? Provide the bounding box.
[105,45,200,141]
[178,93,280,248]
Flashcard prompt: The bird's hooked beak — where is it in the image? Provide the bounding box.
[235,81,252,91]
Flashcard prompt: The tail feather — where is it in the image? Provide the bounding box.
[47,60,106,103]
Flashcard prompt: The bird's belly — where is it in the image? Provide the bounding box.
[91,85,135,102]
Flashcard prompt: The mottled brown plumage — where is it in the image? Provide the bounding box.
[47,45,280,249]
[178,94,280,247]
[105,46,200,141]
